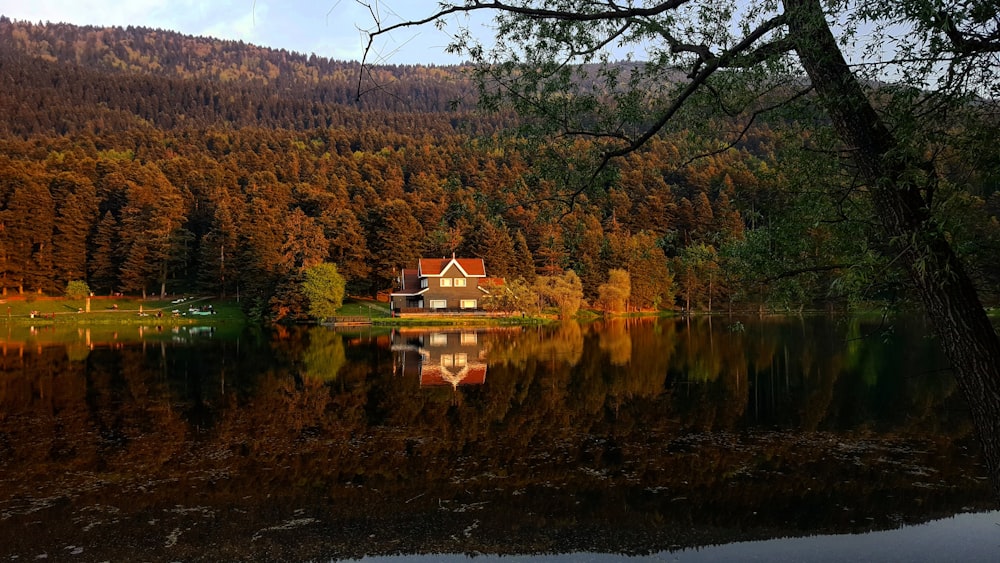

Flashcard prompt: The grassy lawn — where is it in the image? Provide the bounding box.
[333,298,552,326]
[336,298,391,318]
[0,294,564,332]
[0,295,245,325]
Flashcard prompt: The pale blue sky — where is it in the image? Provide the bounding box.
[0,1,904,79]
[0,1,483,64]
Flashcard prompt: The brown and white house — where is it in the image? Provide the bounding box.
[390,255,501,314]
[391,329,488,388]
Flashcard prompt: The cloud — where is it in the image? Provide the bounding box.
[2,0,176,28]
[0,0,487,64]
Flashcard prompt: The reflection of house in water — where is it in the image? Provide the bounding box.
[391,329,488,388]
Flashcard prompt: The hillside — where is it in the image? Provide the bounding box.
[0,16,485,136]
[1,18,997,319]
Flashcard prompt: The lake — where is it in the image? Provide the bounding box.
[1,316,997,561]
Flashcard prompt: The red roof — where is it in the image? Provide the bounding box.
[420,364,487,387]
[419,257,486,277]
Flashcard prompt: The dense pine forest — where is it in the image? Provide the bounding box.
[1,17,999,320]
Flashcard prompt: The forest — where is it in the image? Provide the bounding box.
[1,17,999,320]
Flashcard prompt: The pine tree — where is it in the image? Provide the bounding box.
[692,191,715,244]
[51,173,99,288]
[319,206,370,290]
[365,199,424,292]
[234,196,287,314]
[197,194,240,296]
[512,230,536,283]
[279,207,329,273]
[88,211,120,295]
[713,186,745,243]
[534,225,566,277]
[0,165,55,294]
[463,215,517,278]
[116,163,186,297]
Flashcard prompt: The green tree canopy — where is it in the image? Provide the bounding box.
[64,280,90,300]
[301,262,346,321]
[481,277,541,315]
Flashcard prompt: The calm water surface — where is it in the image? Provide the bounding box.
[0,316,996,561]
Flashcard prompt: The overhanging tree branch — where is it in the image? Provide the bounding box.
[760,263,851,284]
[599,13,789,161]
[356,0,695,100]
[935,10,1000,54]
[351,0,1000,500]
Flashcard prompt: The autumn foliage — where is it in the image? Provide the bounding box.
[1,18,998,316]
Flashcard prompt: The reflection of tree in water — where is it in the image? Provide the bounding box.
[568,319,675,417]
[65,342,91,363]
[485,321,584,369]
[301,328,347,381]
[656,317,751,430]
[616,319,674,397]
[597,318,632,366]
[0,322,987,559]
[795,318,848,431]
[676,317,726,382]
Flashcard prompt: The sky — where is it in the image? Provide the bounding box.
[0,1,910,80]
[0,0,483,65]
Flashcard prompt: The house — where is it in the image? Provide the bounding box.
[390,255,502,313]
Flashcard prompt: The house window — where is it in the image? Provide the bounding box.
[460,299,477,309]
[441,354,454,367]
[429,333,448,347]
[454,278,467,287]
[454,353,468,366]
[440,278,453,287]
[429,299,447,309]
[460,332,477,345]
[420,278,428,289]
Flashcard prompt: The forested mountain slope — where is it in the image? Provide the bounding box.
[1,18,997,318]
[0,17,487,136]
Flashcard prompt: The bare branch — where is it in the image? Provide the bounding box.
[678,85,814,168]
[601,14,788,162]
[356,0,695,99]
[936,10,1000,54]
[527,14,792,209]
[355,3,790,213]
[760,263,851,284]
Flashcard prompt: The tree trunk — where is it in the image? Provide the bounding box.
[708,274,713,313]
[786,0,1000,497]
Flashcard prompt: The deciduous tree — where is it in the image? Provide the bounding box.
[481,277,540,315]
[535,269,584,319]
[597,269,631,313]
[64,280,90,300]
[301,262,347,321]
